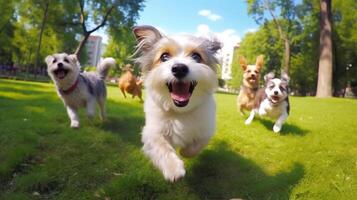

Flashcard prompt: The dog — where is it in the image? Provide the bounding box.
[237,55,264,115]
[45,53,115,128]
[244,72,290,133]
[133,25,221,181]
[118,64,143,101]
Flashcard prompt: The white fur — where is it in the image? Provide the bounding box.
[245,74,290,133]
[45,53,114,128]
[134,26,221,181]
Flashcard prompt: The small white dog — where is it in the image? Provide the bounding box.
[245,72,290,133]
[133,25,221,181]
[45,53,115,128]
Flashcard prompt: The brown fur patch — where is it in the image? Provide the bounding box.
[118,68,143,101]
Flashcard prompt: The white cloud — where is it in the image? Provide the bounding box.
[195,24,241,51]
[198,9,222,21]
[244,28,257,34]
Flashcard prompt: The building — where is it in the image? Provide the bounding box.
[85,35,102,66]
[221,42,239,81]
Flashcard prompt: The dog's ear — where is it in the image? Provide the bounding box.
[45,55,54,66]
[281,72,290,83]
[239,56,248,70]
[67,54,78,64]
[207,39,222,54]
[133,25,162,52]
[256,55,264,70]
[264,72,275,82]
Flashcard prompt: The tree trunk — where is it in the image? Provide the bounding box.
[316,0,333,97]
[34,0,50,80]
[283,38,290,74]
[74,33,90,57]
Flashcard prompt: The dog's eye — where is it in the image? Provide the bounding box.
[52,59,57,63]
[160,53,170,62]
[279,86,285,91]
[191,52,202,63]
[254,70,258,73]
[64,58,69,63]
[247,70,251,73]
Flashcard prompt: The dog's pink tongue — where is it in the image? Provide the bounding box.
[58,71,65,79]
[170,82,191,101]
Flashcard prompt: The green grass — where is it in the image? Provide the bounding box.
[0,78,356,200]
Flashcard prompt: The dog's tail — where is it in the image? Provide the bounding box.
[97,57,116,80]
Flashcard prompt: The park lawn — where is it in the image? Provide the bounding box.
[0,78,356,200]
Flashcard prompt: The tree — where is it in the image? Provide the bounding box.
[74,0,144,57]
[34,0,50,79]
[247,0,298,74]
[316,0,333,97]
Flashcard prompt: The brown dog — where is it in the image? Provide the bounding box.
[118,64,143,101]
[237,55,264,115]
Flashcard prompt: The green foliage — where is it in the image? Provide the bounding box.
[1,79,357,199]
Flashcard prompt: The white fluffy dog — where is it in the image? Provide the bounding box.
[45,53,115,128]
[133,25,221,181]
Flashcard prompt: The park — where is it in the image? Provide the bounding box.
[1,0,356,199]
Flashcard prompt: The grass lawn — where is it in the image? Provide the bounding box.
[0,78,356,200]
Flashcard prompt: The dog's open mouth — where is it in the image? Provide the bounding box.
[249,76,257,83]
[54,68,69,79]
[166,81,197,107]
[271,95,280,103]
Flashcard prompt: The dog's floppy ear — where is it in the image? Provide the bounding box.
[264,72,275,82]
[133,25,162,52]
[256,55,264,70]
[239,56,248,70]
[45,55,54,66]
[281,72,290,83]
[207,39,222,54]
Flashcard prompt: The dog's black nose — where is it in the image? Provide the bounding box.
[274,91,278,95]
[251,74,256,77]
[57,63,63,68]
[172,63,189,79]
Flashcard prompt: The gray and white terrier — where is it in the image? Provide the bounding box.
[245,72,290,133]
[45,53,115,128]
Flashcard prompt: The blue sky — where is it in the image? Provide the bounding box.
[135,0,260,46]
[98,0,258,45]
[137,0,258,36]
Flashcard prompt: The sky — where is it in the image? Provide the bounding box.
[98,0,259,48]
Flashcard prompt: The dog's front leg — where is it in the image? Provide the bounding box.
[245,110,255,125]
[142,131,185,182]
[66,106,80,128]
[273,112,288,133]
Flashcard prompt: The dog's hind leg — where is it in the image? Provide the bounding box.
[98,97,107,121]
[245,110,255,125]
[86,98,96,120]
[180,138,209,158]
[142,129,185,182]
[66,106,80,128]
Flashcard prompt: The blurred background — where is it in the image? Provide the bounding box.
[0,0,355,97]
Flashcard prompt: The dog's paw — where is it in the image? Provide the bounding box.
[71,121,80,128]
[162,157,186,182]
[245,119,252,125]
[273,124,281,133]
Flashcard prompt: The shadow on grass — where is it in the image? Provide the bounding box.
[99,100,144,147]
[187,141,304,199]
[257,118,309,136]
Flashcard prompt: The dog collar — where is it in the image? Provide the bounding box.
[60,78,79,95]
